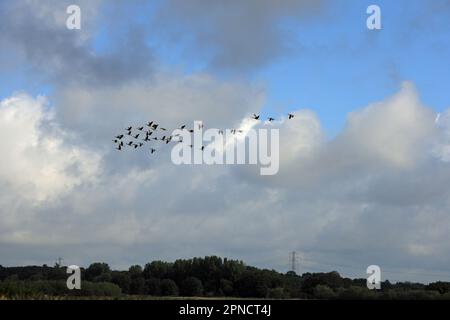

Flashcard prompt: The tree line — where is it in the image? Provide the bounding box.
[1,256,450,299]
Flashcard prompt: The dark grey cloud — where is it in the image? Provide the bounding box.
[0,0,154,86]
[154,0,326,72]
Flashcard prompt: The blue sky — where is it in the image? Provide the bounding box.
[95,0,449,136]
[1,0,449,135]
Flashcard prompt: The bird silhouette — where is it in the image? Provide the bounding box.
[115,115,299,157]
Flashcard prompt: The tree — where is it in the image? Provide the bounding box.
[85,263,111,282]
[313,285,336,300]
[129,265,143,277]
[160,279,179,296]
[337,286,378,300]
[143,261,172,279]
[130,277,146,295]
[111,272,131,294]
[267,287,286,299]
[78,281,122,297]
[219,279,234,296]
[181,277,203,297]
[301,271,344,295]
[146,278,161,296]
[425,281,450,294]
[235,270,268,298]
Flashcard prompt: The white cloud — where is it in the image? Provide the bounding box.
[1,83,450,283]
[341,82,436,168]
[0,94,101,243]
[0,94,101,203]
[259,82,438,187]
[54,72,266,149]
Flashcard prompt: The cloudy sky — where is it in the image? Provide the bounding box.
[1,0,450,283]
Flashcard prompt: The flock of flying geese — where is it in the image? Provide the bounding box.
[113,113,295,155]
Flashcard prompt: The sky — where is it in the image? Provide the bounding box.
[0,0,450,283]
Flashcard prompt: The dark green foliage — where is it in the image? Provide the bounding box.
[77,281,122,297]
[85,263,111,282]
[219,279,234,296]
[425,281,450,294]
[235,270,268,298]
[160,279,179,296]
[143,261,172,279]
[313,285,336,300]
[111,271,131,294]
[130,277,147,295]
[301,271,344,295]
[180,277,203,296]
[1,257,449,299]
[145,278,161,296]
[0,279,121,298]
